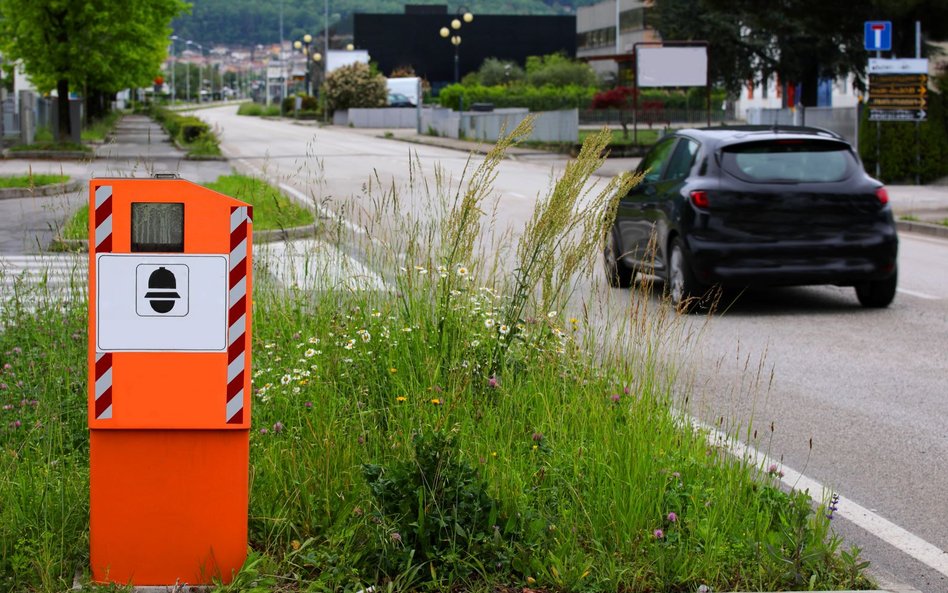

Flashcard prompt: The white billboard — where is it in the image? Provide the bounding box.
[637,46,708,88]
[326,49,370,73]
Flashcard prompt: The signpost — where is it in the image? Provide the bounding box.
[864,21,892,52]
[863,21,927,183]
[867,59,928,122]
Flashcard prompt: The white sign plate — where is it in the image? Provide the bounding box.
[868,58,928,74]
[97,254,228,352]
[637,46,708,88]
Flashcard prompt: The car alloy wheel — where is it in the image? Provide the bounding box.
[667,237,705,312]
[604,227,635,288]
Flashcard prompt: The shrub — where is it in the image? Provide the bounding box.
[322,62,387,114]
[140,104,221,157]
[474,58,526,87]
[281,94,320,115]
[859,90,948,183]
[525,53,597,88]
[238,102,264,116]
[177,116,210,143]
[437,83,595,112]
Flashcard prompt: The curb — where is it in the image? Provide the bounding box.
[896,219,948,239]
[50,222,321,253]
[0,180,82,200]
[2,149,92,160]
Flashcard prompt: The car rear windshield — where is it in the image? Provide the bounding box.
[720,139,857,183]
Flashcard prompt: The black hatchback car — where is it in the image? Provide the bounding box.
[604,126,898,309]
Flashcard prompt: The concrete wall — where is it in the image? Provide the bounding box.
[747,107,857,144]
[797,107,858,146]
[458,108,578,143]
[419,108,578,142]
[420,107,460,138]
[340,107,579,143]
[346,107,419,128]
[745,106,858,146]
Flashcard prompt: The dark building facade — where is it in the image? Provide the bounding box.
[353,6,576,87]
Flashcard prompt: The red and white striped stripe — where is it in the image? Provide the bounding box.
[94,185,113,253]
[93,185,113,420]
[226,206,251,424]
[94,352,113,419]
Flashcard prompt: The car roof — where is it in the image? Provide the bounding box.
[672,125,848,148]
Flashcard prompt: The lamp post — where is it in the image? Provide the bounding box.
[439,9,473,84]
[185,40,203,102]
[184,40,192,101]
[169,35,178,104]
[293,34,320,96]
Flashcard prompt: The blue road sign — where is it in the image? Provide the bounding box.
[865,21,892,51]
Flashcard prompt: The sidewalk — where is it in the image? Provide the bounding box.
[0,115,232,253]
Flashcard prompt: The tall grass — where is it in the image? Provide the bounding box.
[0,123,872,592]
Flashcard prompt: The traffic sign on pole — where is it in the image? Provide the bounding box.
[864,21,892,51]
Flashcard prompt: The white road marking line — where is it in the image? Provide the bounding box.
[508,192,526,199]
[897,288,941,300]
[693,416,948,578]
[278,182,366,236]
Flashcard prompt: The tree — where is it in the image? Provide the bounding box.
[525,53,597,88]
[322,62,387,114]
[474,58,525,86]
[0,0,188,140]
[651,0,948,105]
[592,86,636,137]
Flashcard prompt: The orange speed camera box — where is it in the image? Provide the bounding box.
[87,176,253,586]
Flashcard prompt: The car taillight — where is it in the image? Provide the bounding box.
[690,190,710,208]
[875,186,889,205]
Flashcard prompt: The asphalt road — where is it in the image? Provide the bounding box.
[197,106,947,591]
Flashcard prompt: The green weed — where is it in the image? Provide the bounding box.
[0,173,69,189]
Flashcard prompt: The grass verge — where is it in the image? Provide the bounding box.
[579,127,661,146]
[238,102,283,117]
[2,124,873,592]
[80,111,123,143]
[59,173,315,241]
[8,141,90,154]
[0,173,69,188]
[141,103,223,157]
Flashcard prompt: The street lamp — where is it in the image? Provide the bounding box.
[293,33,320,96]
[169,35,178,104]
[185,40,204,102]
[439,9,473,83]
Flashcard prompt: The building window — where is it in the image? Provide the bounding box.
[578,26,617,50]
[761,74,768,99]
[619,8,645,32]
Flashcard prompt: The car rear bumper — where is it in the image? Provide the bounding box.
[687,234,898,287]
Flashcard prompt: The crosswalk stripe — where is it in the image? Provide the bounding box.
[0,255,88,293]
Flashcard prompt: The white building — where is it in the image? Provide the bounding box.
[576,0,658,84]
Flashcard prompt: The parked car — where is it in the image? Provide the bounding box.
[604,126,899,310]
[387,92,415,107]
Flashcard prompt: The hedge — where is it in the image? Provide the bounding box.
[436,84,726,114]
[437,84,595,112]
[859,90,948,184]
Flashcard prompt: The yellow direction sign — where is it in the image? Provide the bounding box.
[868,73,928,116]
